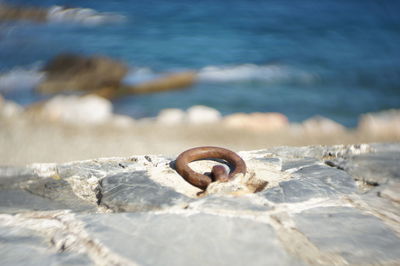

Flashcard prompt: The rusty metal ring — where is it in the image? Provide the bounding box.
[175,146,247,190]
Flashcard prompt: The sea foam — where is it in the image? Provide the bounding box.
[47,6,125,26]
[0,68,45,92]
[122,67,160,85]
[123,64,316,86]
[197,64,315,84]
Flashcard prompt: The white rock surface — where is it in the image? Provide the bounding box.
[156,108,186,125]
[1,143,400,265]
[186,105,222,125]
[111,115,135,128]
[0,95,23,118]
[223,112,288,132]
[300,116,346,135]
[358,109,400,136]
[40,95,113,125]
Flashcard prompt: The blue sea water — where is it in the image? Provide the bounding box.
[1,0,400,127]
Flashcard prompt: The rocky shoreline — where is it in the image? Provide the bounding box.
[1,143,399,265]
[1,94,400,165]
[2,94,400,133]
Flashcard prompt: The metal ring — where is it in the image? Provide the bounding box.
[175,146,247,190]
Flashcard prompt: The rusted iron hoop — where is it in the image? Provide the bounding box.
[175,146,247,190]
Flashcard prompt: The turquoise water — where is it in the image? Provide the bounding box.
[1,0,400,127]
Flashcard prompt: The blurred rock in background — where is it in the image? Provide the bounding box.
[36,53,197,98]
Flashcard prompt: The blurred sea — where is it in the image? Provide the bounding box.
[1,0,400,127]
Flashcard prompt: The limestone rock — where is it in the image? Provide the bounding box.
[37,95,113,125]
[223,112,288,132]
[56,157,144,180]
[0,189,68,213]
[99,171,191,212]
[25,177,97,212]
[156,105,221,125]
[294,206,400,264]
[186,105,222,125]
[0,165,96,213]
[330,148,400,185]
[188,195,272,213]
[259,143,371,160]
[1,143,400,265]
[0,224,91,265]
[156,108,186,125]
[300,116,346,135]
[379,183,400,203]
[0,95,23,118]
[0,166,38,187]
[80,212,299,266]
[262,164,356,203]
[358,109,400,137]
[280,158,318,172]
[110,114,135,128]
